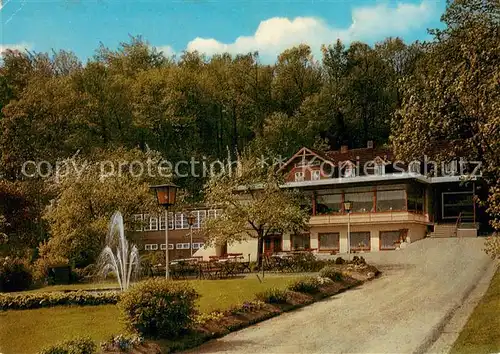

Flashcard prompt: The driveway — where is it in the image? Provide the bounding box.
[184,238,492,354]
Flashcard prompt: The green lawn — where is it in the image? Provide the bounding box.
[0,275,300,354]
[450,267,500,354]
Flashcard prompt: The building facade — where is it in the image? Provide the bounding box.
[195,143,482,261]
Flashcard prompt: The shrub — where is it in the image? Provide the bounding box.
[39,337,96,354]
[255,288,288,304]
[119,278,199,338]
[0,290,120,310]
[0,257,33,292]
[32,255,69,285]
[288,277,321,294]
[335,257,345,265]
[319,266,343,282]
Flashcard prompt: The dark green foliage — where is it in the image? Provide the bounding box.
[38,337,96,354]
[335,257,345,265]
[288,277,321,294]
[255,288,289,304]
[119,278,199,338]
[319,266,343,281]
[0,257,33,292]
[0,290,119,310]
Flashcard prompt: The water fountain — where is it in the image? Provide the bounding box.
[97,211,140,291]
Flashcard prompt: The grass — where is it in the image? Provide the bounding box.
[0,305,122,354]
[0,275,301,354]
[450,266,500,354]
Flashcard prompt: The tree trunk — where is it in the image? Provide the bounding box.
[256,236,264,269]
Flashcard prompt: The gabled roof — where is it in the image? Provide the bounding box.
[278,147,334,172]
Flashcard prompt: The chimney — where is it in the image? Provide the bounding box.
[367,140,374,149]
[340,145,348,153]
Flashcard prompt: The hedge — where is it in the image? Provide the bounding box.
[38,337,96,354]
[0,290,120,311]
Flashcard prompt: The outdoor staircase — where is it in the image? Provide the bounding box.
[429,223,458,238]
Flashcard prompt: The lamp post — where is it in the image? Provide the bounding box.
[343,201,352,257]
[186,212,196,257]
[150,183,178,279]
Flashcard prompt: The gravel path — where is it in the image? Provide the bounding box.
[184,238,492,354]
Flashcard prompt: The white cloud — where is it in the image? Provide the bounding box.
[182,0,435,60]
[155,45,176,57]
[0,42,31,56]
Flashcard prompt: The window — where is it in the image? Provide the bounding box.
[318,233,340,250]
[133,214,143,232]
[168,244,174,250]
[380,231,401,250]
[207,209,220,219]
[344,192,374,212]
[376,190,406,212]
[442,192,474,219]
[160,244,167,250]
[159,213,173,230]
[176,243,190,250]
[143,214,151,231]
[311,170,321,181]
[407,185,425,214]
[149,215,158,231]
[175,212,188,229]
[159,214,166,230]
[295,171,305,182]
[291,233,310,250]
[316,194,342,214]
[350,232,370,251]
[194,210,206,228]
[192,242,205,250]
[375,163,385,175]
[342,162,356,178]
[145,244,158,251]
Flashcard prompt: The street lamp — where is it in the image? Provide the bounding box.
[150,183,179,279]
[343,201,352,256]
[186,211,196,257]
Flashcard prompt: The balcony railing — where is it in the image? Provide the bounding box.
[310,211,429,225]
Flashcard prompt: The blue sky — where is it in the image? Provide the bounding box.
[1,0,446,62]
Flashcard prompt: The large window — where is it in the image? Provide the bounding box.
[407,185,425,214]
[442,192,474,219]
[291,233,310,250]
[380,231,400,250]
[376,190,406,212]
[318,233,340,251]
[350,232,370,251]
[316,194,342,214]
[345,192,374,212]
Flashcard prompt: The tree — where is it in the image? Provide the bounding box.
[202,155,310,267]
[391,0,500,233]
[40,148,167,267]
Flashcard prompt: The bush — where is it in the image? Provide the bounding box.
[0,257,33,292]
[0,290,119,310]
[319,266,343,282]
[32,255,69,285]
[335,257,345,265]
[119,278,199,338]
[288,277,321,294]
[39,337,96,354]
[255,288,289,304]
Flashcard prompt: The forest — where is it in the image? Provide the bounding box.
[0,0,498,268]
